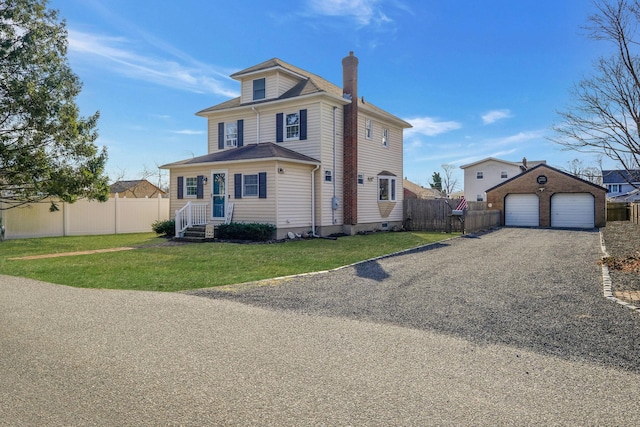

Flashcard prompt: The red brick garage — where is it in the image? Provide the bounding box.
[486,164,607,228]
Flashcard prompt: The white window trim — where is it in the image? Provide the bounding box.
[378,176,397,201]
[500,171,508,179]
[365,118,372,140]
[382,128,389,148]
[185,177,198,198]
[357,173,364,185]
[243,174,259,197]
[225,122,237,147]
[476,171,484,180]
[324,170,332,182]
[284,112,300,141]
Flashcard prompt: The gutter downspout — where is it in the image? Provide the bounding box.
[332,106,337,225]
[251,106,260,142]
[311,164,320,237]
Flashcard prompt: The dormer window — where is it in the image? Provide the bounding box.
[253,78,265,100]
[285,112,300,140]
[225,122,238,147]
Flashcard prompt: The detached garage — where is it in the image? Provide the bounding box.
[486,164,606,228]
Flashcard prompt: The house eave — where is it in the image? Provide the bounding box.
[160,157,321,170]
[231,65,308,81]
[196,92,350,117]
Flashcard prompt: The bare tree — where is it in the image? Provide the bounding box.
[441,164,459,196]
[564,158,603,185]
[550,0,640,186]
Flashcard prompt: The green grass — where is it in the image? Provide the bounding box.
[0,231,457,292]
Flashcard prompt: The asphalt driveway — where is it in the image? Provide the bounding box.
[191,227,640,372]
[2,227,640,425]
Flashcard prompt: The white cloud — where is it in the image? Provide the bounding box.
[171,130,205,135]
[403,116,462,138]
[306,0,397,26]
[481,109,512,125]
[68,29,239,98]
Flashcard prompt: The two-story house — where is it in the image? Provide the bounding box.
[460,157,546,202]
[161,52,412,239]
[602,169,640,200]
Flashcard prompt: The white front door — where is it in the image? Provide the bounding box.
[211,171,227,220]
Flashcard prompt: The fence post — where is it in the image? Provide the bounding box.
[62,200,68,236]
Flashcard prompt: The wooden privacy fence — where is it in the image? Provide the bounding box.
[631,203,640,225]
[0,195,169,240]
[607,202,629,221]
[403,199,501,233]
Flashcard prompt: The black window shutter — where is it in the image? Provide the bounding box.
[234,173,242,199]
[259,172,267,199]
[196,175,204,199]
[300,109,307,140]
[276,113,283,142]
[237,119,244,147]
[177,176,184,199]
[218,122,224,149]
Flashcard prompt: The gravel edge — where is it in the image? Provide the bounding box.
[599,229,640,315]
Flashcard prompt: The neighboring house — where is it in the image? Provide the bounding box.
[161,52,412,239]
[109,180,167,198]
[460,157,546,202]
[602,169,640,199]
[403,179,443,199]
[608,188,640,202]
[486,163,606,228]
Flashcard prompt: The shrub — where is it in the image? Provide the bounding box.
[216,222,276,241]
[152,219,175,237]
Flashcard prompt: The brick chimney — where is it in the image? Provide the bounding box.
[342,51,358,226]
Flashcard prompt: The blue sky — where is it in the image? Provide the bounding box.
[50,0,614,190]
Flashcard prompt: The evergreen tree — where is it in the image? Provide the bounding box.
[0,0,108,210]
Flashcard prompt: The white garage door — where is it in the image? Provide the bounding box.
[551,193,594,228]
[505,194,539,227]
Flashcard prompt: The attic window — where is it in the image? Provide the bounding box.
[501,171,508,179]
[476,171,484,180]
[253,78,265,100]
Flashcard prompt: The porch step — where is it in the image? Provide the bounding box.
[173,225,212,243]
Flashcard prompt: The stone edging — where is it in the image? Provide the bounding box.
[599,229,640,315]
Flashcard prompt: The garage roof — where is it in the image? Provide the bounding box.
[485,163,606,193]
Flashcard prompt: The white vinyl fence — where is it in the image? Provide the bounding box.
[0,195,169,240]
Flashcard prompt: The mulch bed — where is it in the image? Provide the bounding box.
[601,221,640,293]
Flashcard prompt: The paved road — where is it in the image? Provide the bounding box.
[1,228,640,425]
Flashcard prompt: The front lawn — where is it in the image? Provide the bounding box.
[0,231,456,292]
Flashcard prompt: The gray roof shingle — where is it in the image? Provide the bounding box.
[161,142,320,168]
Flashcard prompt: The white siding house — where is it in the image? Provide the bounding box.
[461,157,546,202]
[161,52,411,239]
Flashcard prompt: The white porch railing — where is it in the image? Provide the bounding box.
[175,201,209,237]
